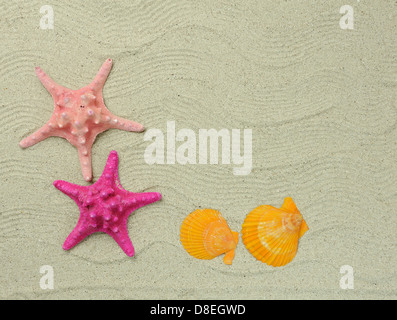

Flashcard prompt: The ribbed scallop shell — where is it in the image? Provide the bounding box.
[180,209,239,265]
[241,197,308,267]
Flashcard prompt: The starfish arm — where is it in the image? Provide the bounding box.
[77,145,93,182]
[35,67,65,96]
[106,114,145,133]
[63,228,81,251]
[104,150,118,175]
[63,221,93,251]
[53,180,83,199]
[97,150,119,185]
[90,58,113,91]
[106,149,119,168]
[19,122,55,148]
[109,224,135,257]
[134,192,162,207]
[123,192,162,213]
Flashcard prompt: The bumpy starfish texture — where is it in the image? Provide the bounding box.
[53,150,162,257]
[20,59,144,181]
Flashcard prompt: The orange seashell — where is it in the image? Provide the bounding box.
[180,209,239,265]
[241,197,309,267]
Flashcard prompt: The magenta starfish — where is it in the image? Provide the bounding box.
[20,58,144,181]
[53,150,162,257]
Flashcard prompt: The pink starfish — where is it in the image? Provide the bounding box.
[53,150,162,257]
[20,58,144,181]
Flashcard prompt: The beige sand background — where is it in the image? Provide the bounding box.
[1,0,396,300]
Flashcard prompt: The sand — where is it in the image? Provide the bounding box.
[0,0,396,300]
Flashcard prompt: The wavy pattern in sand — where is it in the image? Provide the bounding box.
[0,0,396,299]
